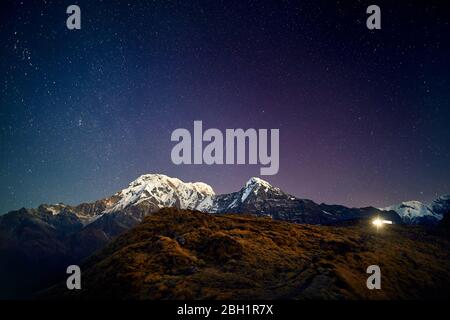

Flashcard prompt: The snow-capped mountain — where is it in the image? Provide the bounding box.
[381,197,449,225]
[208,177,400,225]
[4,174,401,227]
[101,175,293,217]
[210,177,291,214]
[103,174,215,213]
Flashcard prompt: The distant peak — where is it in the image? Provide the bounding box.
[102,173,216,213]
[129,173,215,195]
[245,177,272,189]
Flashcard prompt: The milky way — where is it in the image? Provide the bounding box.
[1,0,449,213]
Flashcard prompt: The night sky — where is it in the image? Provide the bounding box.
[1,0,449,213]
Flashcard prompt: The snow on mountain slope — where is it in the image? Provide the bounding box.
[382,200,442,224]
[21,173,446,228]
[209,177,285,213]
[103,174,215,213]
[98,175,397,225]
[102,176,278,214]
[241,177,275,202]
[35,203,102,225]
[39,203,67,216]
[431,195,450,216]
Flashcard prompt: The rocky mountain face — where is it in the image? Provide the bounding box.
[0,173,446,298]
[211,177,401,225]
[55,174,401,239]
[431,195,450,216]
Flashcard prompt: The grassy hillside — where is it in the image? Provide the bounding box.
[48,208,450,300]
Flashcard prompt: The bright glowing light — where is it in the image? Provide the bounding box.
[372,217,393,230]
[372,218,383,227]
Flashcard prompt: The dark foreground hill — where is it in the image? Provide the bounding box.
[44,208,450,300]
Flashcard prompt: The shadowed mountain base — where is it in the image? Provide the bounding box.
[44,208,450,300]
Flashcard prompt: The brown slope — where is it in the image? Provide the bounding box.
[48,208,450,300]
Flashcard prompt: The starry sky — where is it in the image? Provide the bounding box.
[1,0,449,213]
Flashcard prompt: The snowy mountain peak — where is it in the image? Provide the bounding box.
[128,174,215,195]
[383,200,431,216]
[104,174,215,213]
[382,200,442,224]
[240,177,277,203]
[245,177,273,189]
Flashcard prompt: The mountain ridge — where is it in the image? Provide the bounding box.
[2,173,447,226]
[1,173,448,298]
[381,196,449,225]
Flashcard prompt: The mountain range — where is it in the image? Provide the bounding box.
[382,196,450,225]
[0,173,448,298]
